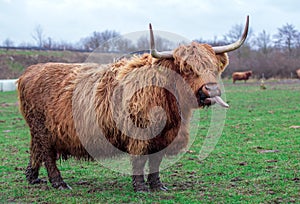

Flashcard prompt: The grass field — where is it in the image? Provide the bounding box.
[0,82,299,203]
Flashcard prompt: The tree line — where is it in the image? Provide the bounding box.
[2,23,300,78]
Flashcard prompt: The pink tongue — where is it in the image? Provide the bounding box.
[213,96,229,108]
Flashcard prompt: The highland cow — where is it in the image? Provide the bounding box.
[18,17,249,192]
[232,70,252,83]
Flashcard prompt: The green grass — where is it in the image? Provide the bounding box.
[0,82,299,203]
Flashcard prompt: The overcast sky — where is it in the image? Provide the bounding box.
[1,0,300,45]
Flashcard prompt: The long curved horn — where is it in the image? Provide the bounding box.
[149,23,174,59]
[213,15,249,54]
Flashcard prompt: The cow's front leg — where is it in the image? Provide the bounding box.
[147,152,168,191]
[131,155,149,192]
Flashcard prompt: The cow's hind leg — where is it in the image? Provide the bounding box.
[131,155,149,192]
[25,114,47,185]
[24,111,70,189]
[44,149,72,190]
[25,156,46,185]
[147,152,168,191]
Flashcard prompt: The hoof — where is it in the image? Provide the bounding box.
[29,178,47,185]
[134,185,149,193]
[150,185,168,192]
[147,173,168,191]
[50,175,72,190]
[132,175,149,193]
[58,183,72,190]
[133,182,149,193]
[52,182,72,190]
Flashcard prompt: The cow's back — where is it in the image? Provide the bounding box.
[18,63,81,112]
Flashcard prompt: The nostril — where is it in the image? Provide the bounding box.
[201,86,209,97]
[204,85,210,91]
[205,84,218,91]
[211,87,221,97]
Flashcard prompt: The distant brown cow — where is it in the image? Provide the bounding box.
[296,69,300,79]
[232,71,252,83]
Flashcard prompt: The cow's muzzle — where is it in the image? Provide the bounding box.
[198,83,229,108]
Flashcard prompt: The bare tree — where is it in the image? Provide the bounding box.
[274,23,299,55]
[113,38,136,52]
[136,35,149,50]
[155,36,175,51]
[223,23,252,69]
[296,33,300,56]
[43,37,53,49]
[195,36,226,47]
[223,23,253,44]
[3,38,14,49]
[32,25,45,48]
[100,30,120,42]
[81,30,120,51]
[255,30,273,56]
[136,35,174,51]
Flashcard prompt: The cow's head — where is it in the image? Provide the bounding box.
[149,16,249,108]
[297,69,300,78]
[246,71,253,77]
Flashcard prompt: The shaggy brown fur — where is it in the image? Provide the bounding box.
[18,42,229,191]
[232,70,252,83]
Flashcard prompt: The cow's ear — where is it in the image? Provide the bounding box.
[216,53,229,73]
